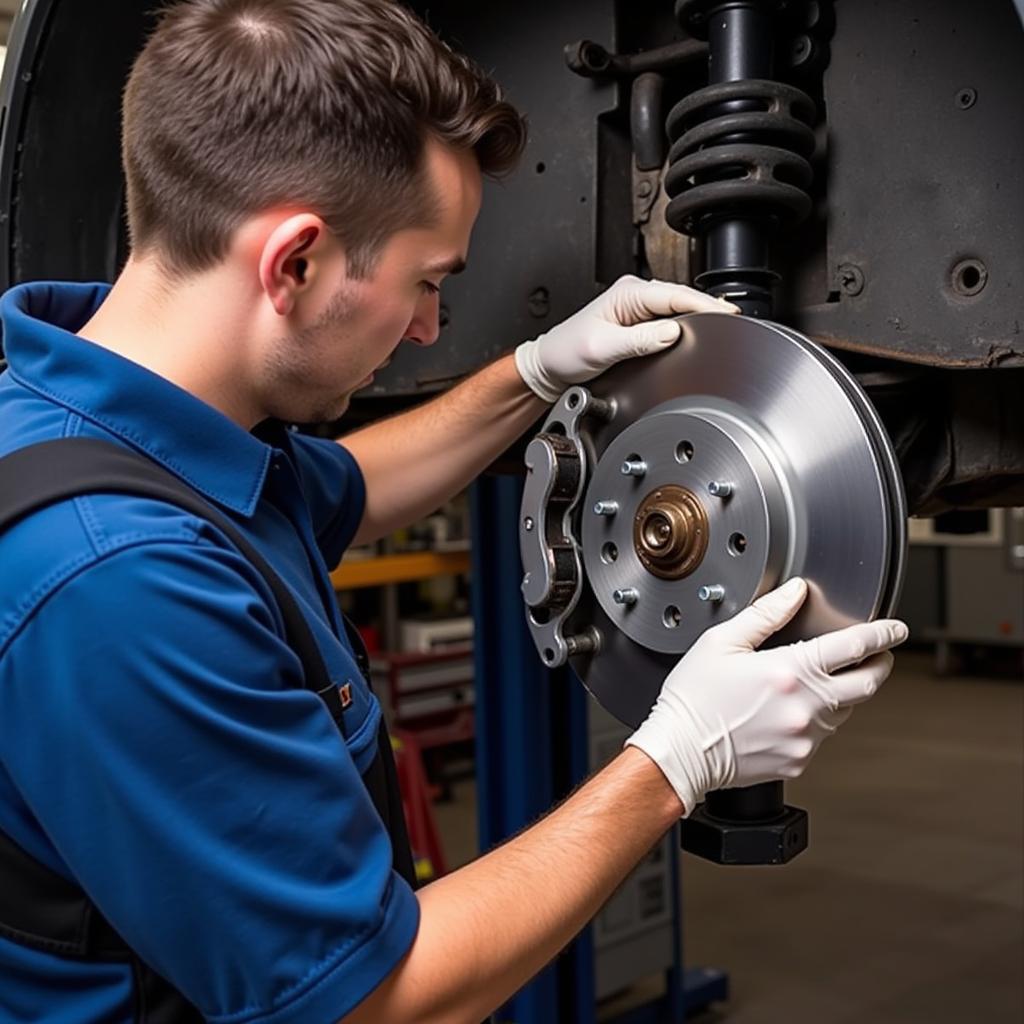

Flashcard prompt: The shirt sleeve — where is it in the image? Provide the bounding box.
[0,538,418,1024]
[288,433,367,568]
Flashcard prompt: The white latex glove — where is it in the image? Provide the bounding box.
[626,577,908,816]
[514,275,739,403]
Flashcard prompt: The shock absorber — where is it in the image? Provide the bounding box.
[668,0,817,863]
[665,0,816,318]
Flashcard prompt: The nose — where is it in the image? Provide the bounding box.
[404,290,442,347]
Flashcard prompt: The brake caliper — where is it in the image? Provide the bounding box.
[519,386,612,667]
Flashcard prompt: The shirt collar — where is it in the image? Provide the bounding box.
[1,281,273,517]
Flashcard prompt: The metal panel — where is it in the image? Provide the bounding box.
[792,0,1024,368]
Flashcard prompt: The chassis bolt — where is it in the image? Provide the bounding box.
[698,584,725,603]
[955,87,977,110]
[613,587,639,606]
[837,263,865,297]
[790,33,813,68]
[528,287,551,318]
[621,459,647,477]
[593,500,619,516]
[708,480,733,498]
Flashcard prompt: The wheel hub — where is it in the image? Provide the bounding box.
[633,485,708,580]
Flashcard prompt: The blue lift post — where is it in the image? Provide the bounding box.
[471,473,596,1024]
[471,474,729,1021]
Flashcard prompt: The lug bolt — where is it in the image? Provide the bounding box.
[621,459,647,477]
[593,500,619,516]
[708,481,733,498]
[613,587,639,606]
[524,516,535,531]
[698,584,725,603]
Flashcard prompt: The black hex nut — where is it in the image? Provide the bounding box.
[680,803,809,865]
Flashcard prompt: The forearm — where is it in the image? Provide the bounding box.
[344,747,683,1024]
[343,354,545,544]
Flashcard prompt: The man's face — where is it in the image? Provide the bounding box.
[264,139,483,424]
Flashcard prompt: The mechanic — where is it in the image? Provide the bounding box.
[0,1,908,1021]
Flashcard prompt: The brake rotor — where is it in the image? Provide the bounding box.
[519,313,906,728]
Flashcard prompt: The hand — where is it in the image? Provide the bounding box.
[514,275,738,403]
[626,577,908,816]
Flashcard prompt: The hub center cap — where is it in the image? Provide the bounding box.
[634,486,708,579]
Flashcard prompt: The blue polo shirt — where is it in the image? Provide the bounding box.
[0,282,418,1023]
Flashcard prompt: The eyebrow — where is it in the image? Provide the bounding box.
[424,256,467,276]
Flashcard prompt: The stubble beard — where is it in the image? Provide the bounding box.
[262,282,360,425]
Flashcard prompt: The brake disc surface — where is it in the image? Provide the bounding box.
[519,313,906,728]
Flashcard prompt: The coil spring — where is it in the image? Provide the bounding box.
[664,79,816,236]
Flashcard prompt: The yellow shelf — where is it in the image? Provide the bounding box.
[330,550,471,590]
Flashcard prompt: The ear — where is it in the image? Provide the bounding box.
[258,213,329,317]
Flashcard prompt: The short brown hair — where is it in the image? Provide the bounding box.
[122,0,526,276]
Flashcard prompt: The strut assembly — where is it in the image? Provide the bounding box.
[667,0,818,862]
[666,0,817,316]
[522,0,905,866]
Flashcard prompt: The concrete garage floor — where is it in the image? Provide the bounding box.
[432,648,1023,1022]
[682,648,1023,1024]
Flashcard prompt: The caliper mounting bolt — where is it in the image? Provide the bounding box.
[565,628,601,656]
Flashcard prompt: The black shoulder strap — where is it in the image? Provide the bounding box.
[0,827,193,1024]
[0,436,342,710]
